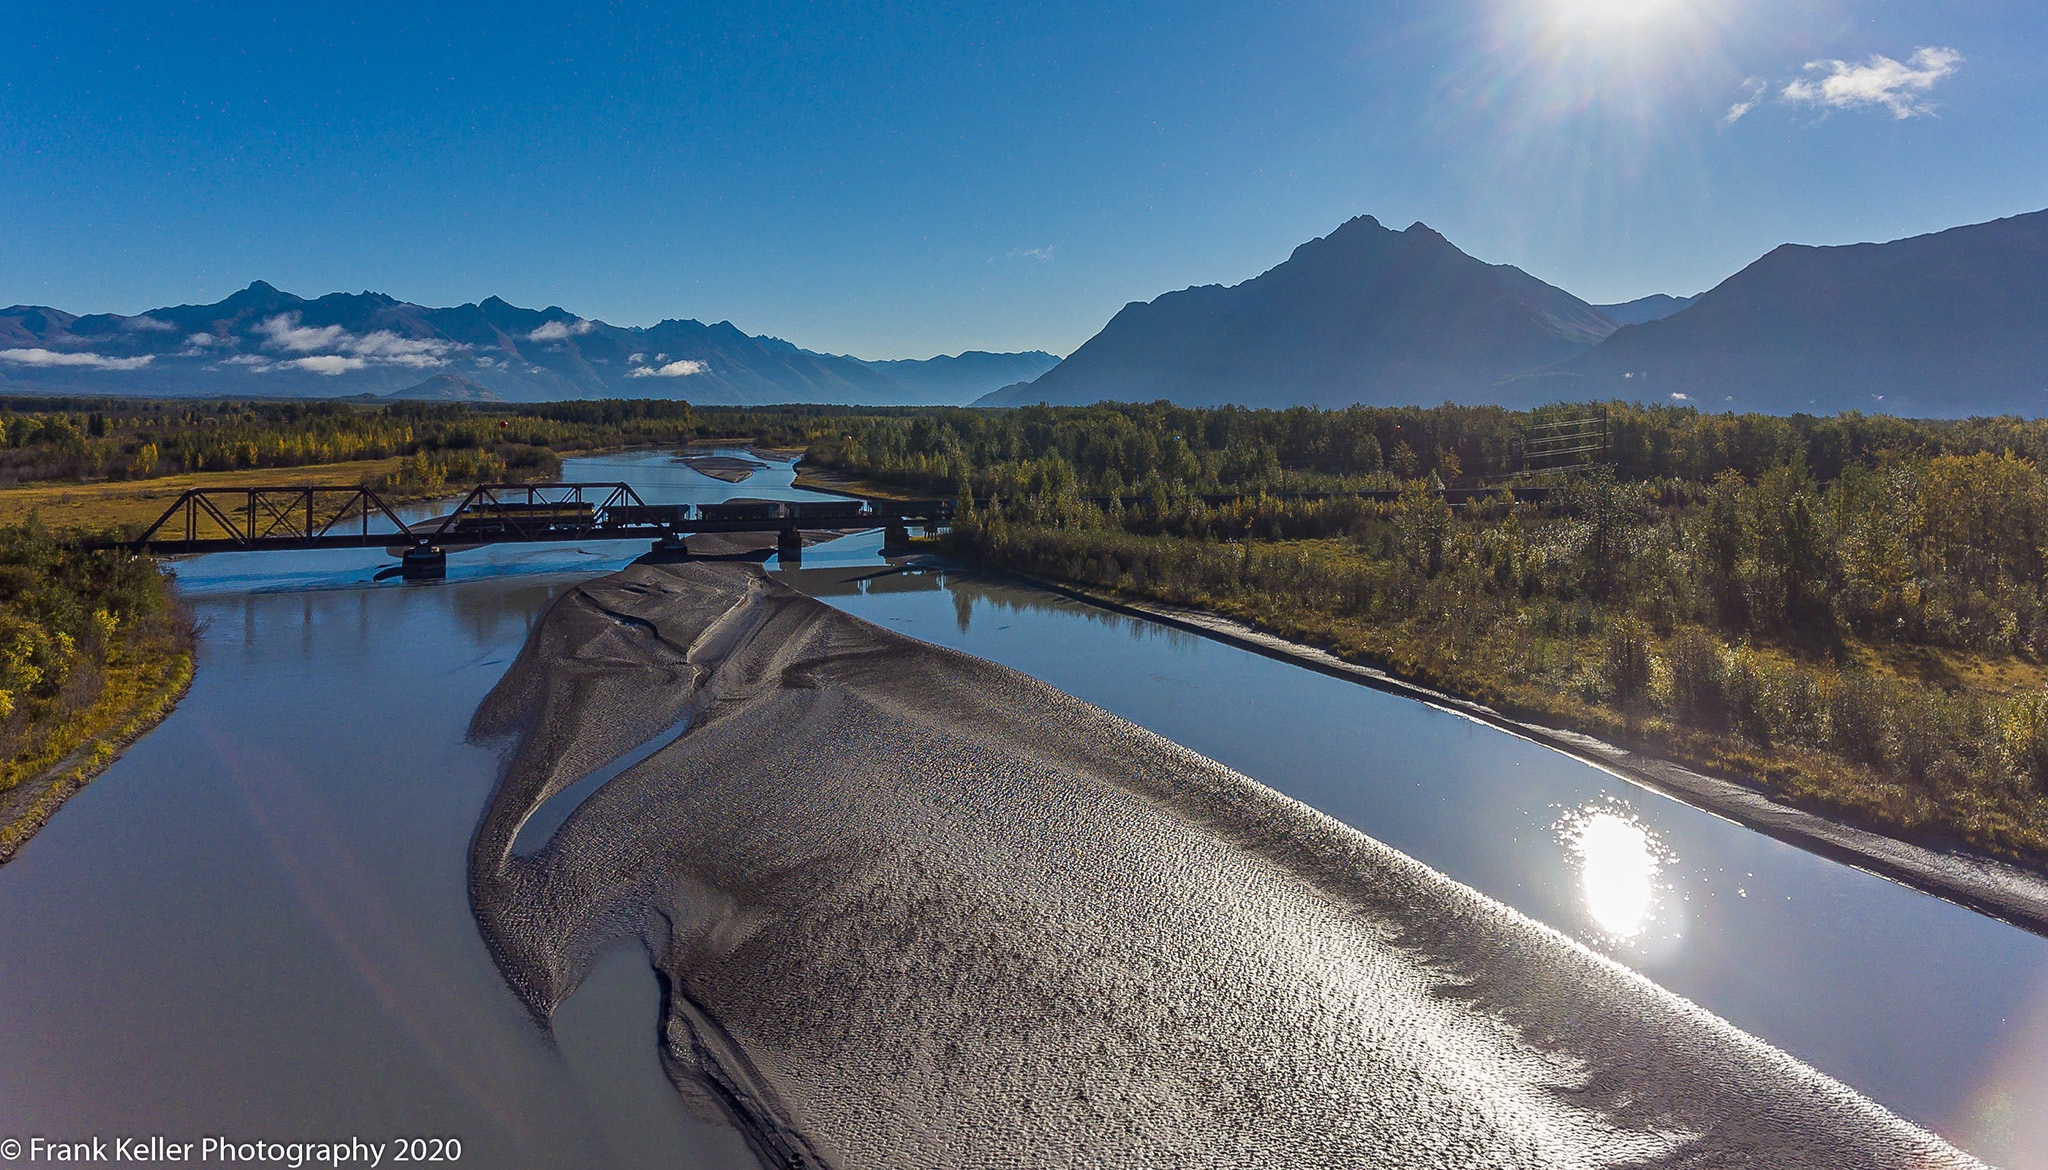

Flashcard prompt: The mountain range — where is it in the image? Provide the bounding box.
[10,207,2046,416]
[982,209,2048,417]
[0,284,1058,405]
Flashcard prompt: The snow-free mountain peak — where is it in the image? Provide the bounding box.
[980,214,1620,409]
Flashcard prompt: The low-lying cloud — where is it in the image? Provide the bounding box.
[254,312,462,370]
[287,355,366,375]
[528,319,595,342]
[121,315,177,332]
[1781,47,1962,119]
[223,350,371,375]
[0,347,155,371]
[257,314,351,353]
[627,359,709,378]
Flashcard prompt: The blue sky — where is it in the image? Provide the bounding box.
[2,1,2039,358]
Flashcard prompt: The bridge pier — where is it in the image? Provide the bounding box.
[401,545,447,581]
[644,532,690,562]
[777,527,803,564]
[881,525,912,556]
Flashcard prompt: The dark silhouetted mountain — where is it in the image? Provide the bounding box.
[0,284,1047,405]
[1593,293,1697,326]
[387,374,503,402]
[1554,210,2048,416]
[977,216,1621,409]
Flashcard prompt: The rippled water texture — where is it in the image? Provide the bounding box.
[469,560,1973,1168]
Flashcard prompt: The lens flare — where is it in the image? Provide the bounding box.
[1559,806,1666,940]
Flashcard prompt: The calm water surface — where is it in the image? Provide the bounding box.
[2,449,2045,1168]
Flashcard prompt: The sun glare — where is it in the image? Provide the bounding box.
[1549,0,1679,26]
[1559,807,1666,940]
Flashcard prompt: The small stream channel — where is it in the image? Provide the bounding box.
[1,448,2044,1168]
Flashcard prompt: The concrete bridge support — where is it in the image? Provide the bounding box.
[644,532,691,563]
[401,545,447,581]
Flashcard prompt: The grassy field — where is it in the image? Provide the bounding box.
[0,457,416,531]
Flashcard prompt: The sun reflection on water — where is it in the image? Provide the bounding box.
[1557,804,1670,942]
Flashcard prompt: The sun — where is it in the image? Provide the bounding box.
[1547,0,1680,26]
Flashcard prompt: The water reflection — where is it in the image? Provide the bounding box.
[1557,803,1669,942]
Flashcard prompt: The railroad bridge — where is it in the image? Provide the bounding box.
[98,482,954,578]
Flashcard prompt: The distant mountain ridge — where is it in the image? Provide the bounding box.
[0,284,1054,405]
[978,216,1627,409]
[386,373,503,402]
[1594,293,1698,326]
[850,350,1061,400]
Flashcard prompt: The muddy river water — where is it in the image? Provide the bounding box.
[2,449,2046,1167]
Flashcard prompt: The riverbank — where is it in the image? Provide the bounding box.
[791,463,935,500]
[936,555,2048,938]
[0,640,193,864]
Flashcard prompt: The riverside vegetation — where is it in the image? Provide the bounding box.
[0,517,193,859]
[795,402,2048,869]
[0,396,715,507]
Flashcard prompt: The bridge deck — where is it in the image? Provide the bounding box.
[96,482,952,555]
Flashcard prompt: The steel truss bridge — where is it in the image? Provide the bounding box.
[95,482,952,561]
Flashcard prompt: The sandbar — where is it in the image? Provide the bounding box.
[467,561,1975,1169]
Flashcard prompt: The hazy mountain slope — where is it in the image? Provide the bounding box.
[386,374,503,402]
[1555,209,2048,416]
[848,350,1062,404]
[1593,293,1697,326]
[979,216,1620,408]
[0,284,1041,405]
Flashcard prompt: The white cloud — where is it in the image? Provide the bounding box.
[224,354,271,367]
[257,314,352,352]
[1723,77,1767,125]
[287,355,366,376]
[254,313,460,370]
[185,332,229,348]
[122,315,176,332]
[628,352,647,363]
[0,347,155,371]
[627,359,709,378]
[1781,47,1962,119]
[348,330,456,367]
[527,319,595,342]
[1670,393,1690,401]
